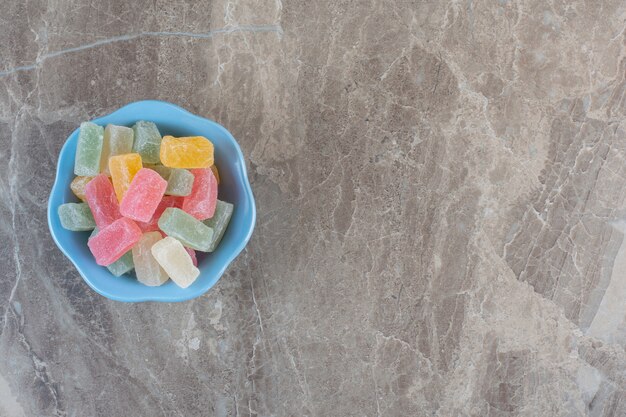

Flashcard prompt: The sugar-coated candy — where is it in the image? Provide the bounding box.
[74,122,104,176]
[185,247,198,267]
[203,200,234,252]
[166,169,194,196]
[89,228,134,276]
[85,174,121,229]
[58,203,96,231]
[146,165,193,196]
[132,121,162,164]
[146,164,171,179]
[70,176,94,201]
[160,136,214,168]
[107,251,135,276]
[136,196,182,232]
[182,168,217,220]
[132,232,169,286]
[210,165,220,185]
[120,168,167,222]
[151,237,200,288]
[158,208,214,251]
[100,124,134,175]
[109,153,142,202]
[87,217,142,266]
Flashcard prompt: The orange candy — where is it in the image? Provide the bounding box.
[109,153,142,202]
[70,176,94,201]
[160,136,214,169]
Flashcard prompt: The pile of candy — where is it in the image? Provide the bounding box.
[58,121,233,288]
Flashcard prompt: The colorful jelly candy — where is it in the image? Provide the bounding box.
[58,203,96,231]
[203,200,233,252]
[146,164,171,179]
[132,121,162,164]
[109,153,142,202]
[160,136,214,168]
[136,196,182,232]
[132,232,169,286]
[60,120,237,287]
[182,168,217,220]
[70,176,94,201]
[87,217,142,266]
[158,208,214,251]
[165,169,194,196]
[146,165,193,196]
[120,168,167,222]
[84,174,121,229]
[100,124,134,175]
[151,237,200,288]
[108,251,135,276]
[74,122,104,176]
[90,228,135,276]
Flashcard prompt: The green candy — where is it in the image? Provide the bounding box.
[158,208,214,251]
[58,203,96,231]
[203,200,234,252]
[148,164,171,179]
[89,228,134,276]
[107,251,135,276]
[74,122,104,176]
[100,124,134,174]
[132,121,162,164]
[147,165,193,196]
[165,169,194,196]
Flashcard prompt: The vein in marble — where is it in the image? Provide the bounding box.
[0,24,283,78]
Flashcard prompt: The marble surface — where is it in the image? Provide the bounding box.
[1,0,626,416]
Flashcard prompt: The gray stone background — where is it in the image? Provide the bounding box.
[1,0,626,416]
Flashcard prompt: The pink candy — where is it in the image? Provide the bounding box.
[87,217,142,266]
[120,168,167,222]
[185,247,198,267]
[136,196,182,232]
[85,175,121,229]
[182,168,217,220]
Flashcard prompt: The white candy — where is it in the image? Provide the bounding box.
[151,237,200,288]
[132,232,169,286]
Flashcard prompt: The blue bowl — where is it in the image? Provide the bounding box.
[47,100,256,302]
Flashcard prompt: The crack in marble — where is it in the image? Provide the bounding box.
[1,105,26,339]
[0,24,284,78]
[281,336,313,411]
[370,363,381,417]
[2,233,22,336]
[249,278,265,337]
[12,305,65,416]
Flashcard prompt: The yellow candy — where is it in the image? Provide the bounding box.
[160,136,214,168]
[109,153,142,202]
[70,176,94,201]
[210,165,220,185]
